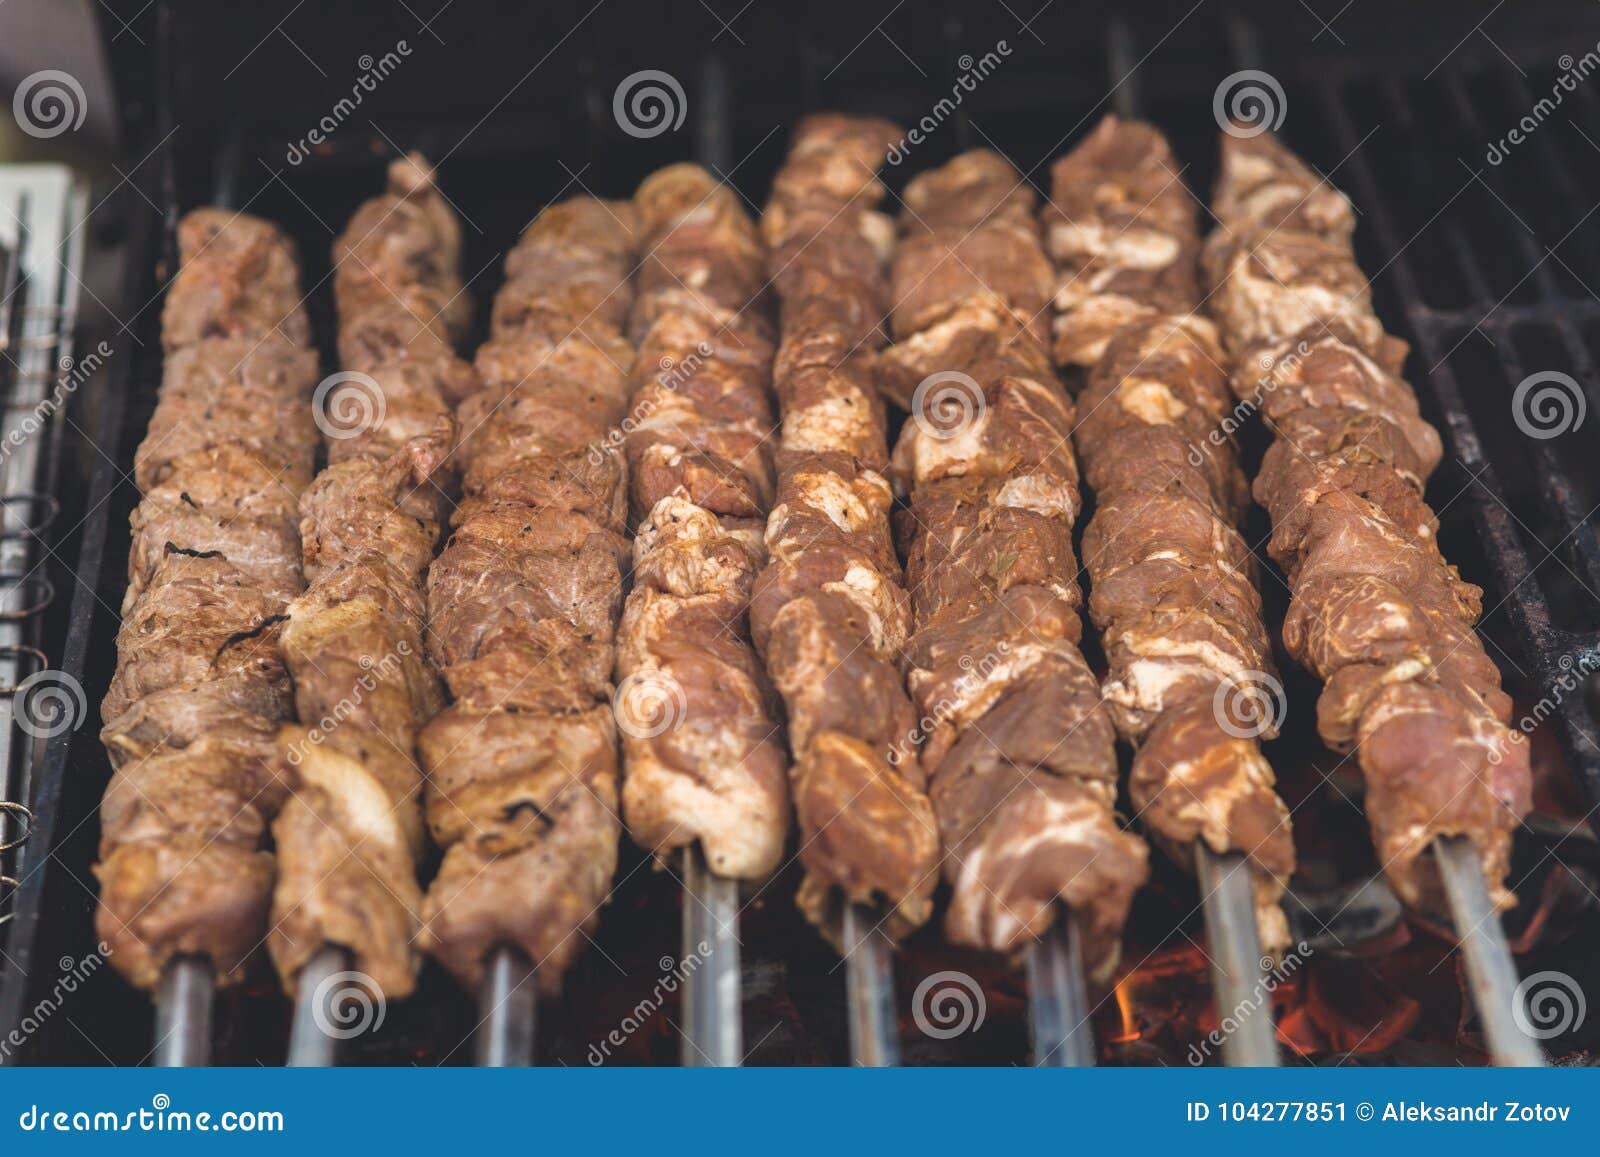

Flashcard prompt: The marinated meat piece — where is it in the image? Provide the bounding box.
[95,739,282,989]
[751,117,940,941]
[1208,127,1356,247]
[102,552,291,724]
[1048,118,1295,951]
[892,147,1149,977]
[1204,228,1387,358]
[162,210,310,349]
[1129,699,1294,952]
[126,444,304,610]
[97,210,318,990]
[1205,128,1528,915]
[270,156,466,997]
[616,164,791,882]
[420,197,635,994]
[134,336,318,491]
[421,705,619,987]
[1045,116,1200,367]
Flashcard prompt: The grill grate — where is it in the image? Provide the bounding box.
[1315,66,1600,812]
[0,164,93,1035]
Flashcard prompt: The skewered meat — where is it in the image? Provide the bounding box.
[269,155,470,998]
[419,197,635,993]
[884,149,1147,978]
[1048,116,1295,951]
[97,212,317,989]
[1043,117,1199,369]
[616,164,789,882]
[753,115,938,939]
[1204,129,1530,914]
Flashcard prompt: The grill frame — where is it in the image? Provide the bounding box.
[5,0,1600,1065]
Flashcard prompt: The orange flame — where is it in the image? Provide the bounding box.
[1109,976,1141,1043]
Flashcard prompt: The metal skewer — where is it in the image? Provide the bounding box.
[285,945,350,1067]
[650,55,752,1072]
[842,901,900,1066]
[1434,836,1544,1067]
[1027,910,1096,1066]
[1196,848,1280,1066]
[1103,12,1280,1070]
[153,956,213,1067]
[680,844,742,1065]
[475,944,537,1066]
[1211,10,1543,1072]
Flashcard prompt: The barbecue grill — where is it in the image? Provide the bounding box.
[3,0,1600,1067]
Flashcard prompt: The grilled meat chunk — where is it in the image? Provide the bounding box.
[1204,129,1529,914]
[97,211,317,989]
[753,116,940,940]
[419,197,636,993]
[1051,118,1295,952]
[616,164,790,882]
[889,149,1147,978]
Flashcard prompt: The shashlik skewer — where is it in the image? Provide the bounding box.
[879,150,1150,1064]
[1202,128,1539,1065]
[1046,116,1296,1063]
[418,196,637,1059]
[1026,915,1094,1066]
[755,115,942,1065]
[98,211,319,1064]
[614,163,787,1067]
[274,154,471,1062]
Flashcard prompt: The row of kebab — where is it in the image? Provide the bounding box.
[94,112,1532,1031]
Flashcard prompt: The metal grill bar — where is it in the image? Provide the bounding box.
[1399,74,1600,592]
